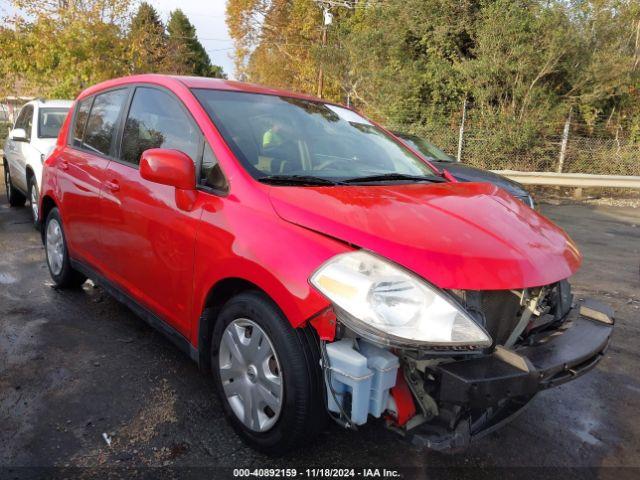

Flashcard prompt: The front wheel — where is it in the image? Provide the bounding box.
[211,291,326,454]
[4,161,26,207]
[44,207,86,288]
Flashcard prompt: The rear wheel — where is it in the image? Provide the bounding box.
[4,161,26,207]
[28,176,39,228]
[44,207,86,288]
[211,291,326,454]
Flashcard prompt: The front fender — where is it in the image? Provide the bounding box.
[190,199,351,346]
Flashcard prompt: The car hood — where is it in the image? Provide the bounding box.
[268,182,580,290]
[431,161,529,198]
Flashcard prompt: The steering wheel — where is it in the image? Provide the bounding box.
[314,156,355,172]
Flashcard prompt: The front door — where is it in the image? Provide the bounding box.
[99,86,203,335]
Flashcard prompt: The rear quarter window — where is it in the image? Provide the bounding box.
[72,100,92,147]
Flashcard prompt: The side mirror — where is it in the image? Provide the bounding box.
[140,149,196,190]
[10,128,27,141]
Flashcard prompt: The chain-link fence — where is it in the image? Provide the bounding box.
[429,131,640,176]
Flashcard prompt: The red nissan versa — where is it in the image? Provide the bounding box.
[39,74,614,454]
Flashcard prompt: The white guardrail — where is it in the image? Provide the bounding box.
[492,170,640,189]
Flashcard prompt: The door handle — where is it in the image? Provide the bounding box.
[59,160,69,171]
[105,180,120,192]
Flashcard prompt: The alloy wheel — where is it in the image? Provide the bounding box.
[46,218,64,275]
[218,318,283,432]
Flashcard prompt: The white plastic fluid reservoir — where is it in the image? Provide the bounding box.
[324,339,373,425]
[358,340,400,418]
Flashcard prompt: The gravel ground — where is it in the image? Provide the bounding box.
[1,191,639,479]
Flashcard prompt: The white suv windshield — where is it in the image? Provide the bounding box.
[193,89,440,184]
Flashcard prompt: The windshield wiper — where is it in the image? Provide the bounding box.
[258,174,345,186]
[342,173,446,184]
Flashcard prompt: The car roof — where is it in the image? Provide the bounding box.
[76,74,339,106]
[26,99,73,109]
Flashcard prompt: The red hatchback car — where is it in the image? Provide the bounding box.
[39,75,613,454]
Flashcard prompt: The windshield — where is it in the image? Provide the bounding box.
[193,89,440,183]
[396,134,453,162]
[38,107,69,139]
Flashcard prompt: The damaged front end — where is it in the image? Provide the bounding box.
[310,253,614,451]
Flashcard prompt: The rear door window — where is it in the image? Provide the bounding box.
[120,87,201,166]
[14,105,34,139]
[82,89,128,156]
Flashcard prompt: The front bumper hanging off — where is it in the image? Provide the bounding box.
[410,299,614,450]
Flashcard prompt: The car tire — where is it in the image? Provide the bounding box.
[211,291,326,454]
[44,207,86,288]
[4,161,26,207]
[28,176,40,228]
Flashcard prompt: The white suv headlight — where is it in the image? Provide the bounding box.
[310,251,492,348]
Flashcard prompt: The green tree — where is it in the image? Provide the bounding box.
[462,1,578,136]
[128,2,167,73]
[335,0,478,124]
[564,0,640,134]
[227,0,337,97]
[0,0,132,98]
[166,9,226,78]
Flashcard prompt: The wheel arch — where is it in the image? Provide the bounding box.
[197,277,269,372]
[40,194,57,242]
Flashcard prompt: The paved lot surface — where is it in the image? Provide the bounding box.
[1,187,639,478]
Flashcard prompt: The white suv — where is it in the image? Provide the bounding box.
[3,99,72,226]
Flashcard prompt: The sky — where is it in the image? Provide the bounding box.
[151,0,236,79]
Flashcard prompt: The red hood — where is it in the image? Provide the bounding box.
[268,182,581,290]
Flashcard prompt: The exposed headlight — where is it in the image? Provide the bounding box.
[310,251,492,348]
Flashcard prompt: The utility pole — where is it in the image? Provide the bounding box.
[457,98,467,162]
[314,1,354,98]
[317,8,331,98]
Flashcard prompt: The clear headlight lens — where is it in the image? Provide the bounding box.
[310,251,492,348]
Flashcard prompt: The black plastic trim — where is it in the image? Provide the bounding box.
[409,397,532,451]
[436,300,614,409]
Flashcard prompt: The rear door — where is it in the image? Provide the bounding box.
[99,85,203,334]
[57,89,129,269]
